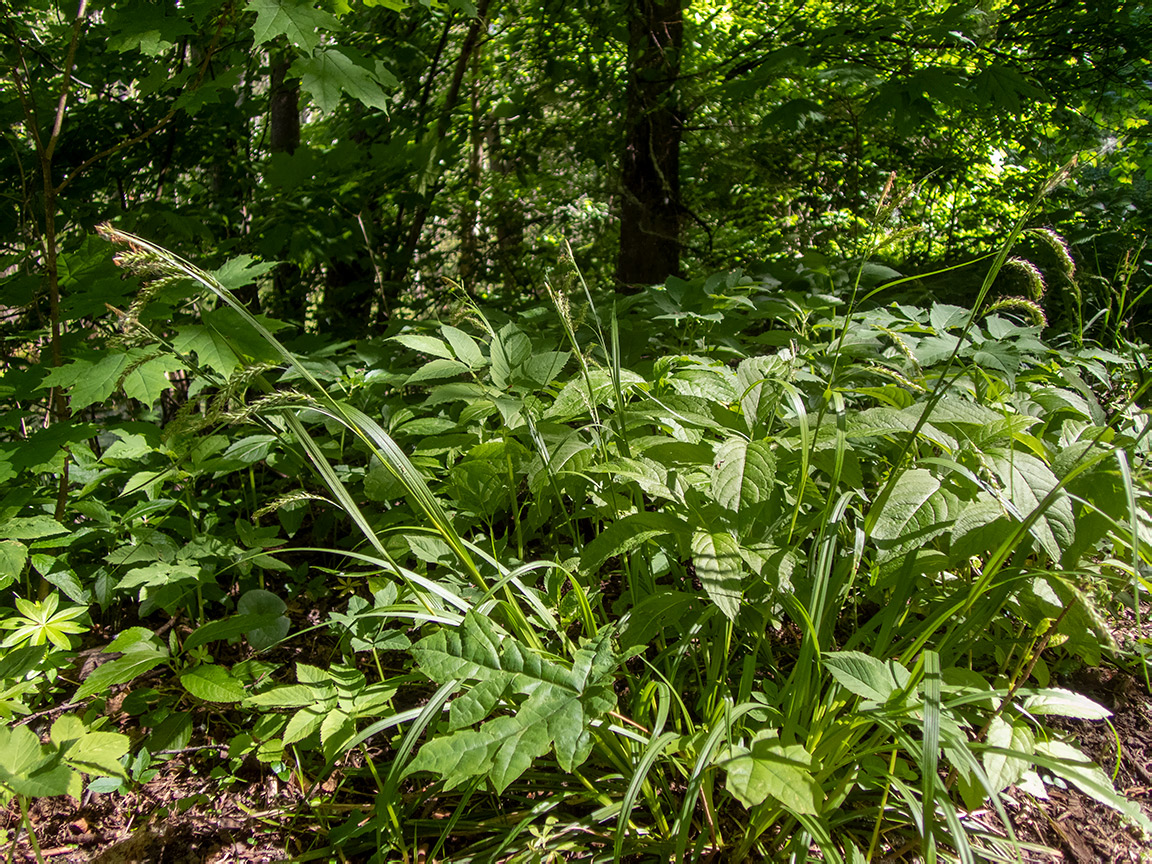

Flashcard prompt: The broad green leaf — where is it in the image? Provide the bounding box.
[442,325,485,368]
[245,682,336,708]
[712,438,775,512]
[408,614,617,791]
[171,324,240,376]
[405,358,470,385]
[983,449,1075,561]
[283,707,327,744]
[1022,688,1111,720]
[321,709,357,760]
[293,49,394,112]
[691,530,743,621]
[184,613,285,652]
[74,643,168,701]
[823,651,910,703]
[62,731,130,781]
[390,334,455,359]
[580,511,689,574]
[0,725,72,798]
[40,354,130,411]
[238,589,290,649]
[2,517,66,541]
[247,0,341,51]
[521,351,570,387]
[871,468,950,563]
[983,716,1032,794]
[121,354,186,406]
[490,325,533,389]
[210,256,278,292]
[720,733,822,814]
[181,665,246,703]
[949,494,1011,561]
[1033,741,1152,831]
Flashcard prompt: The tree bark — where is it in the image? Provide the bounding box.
[617,0,684,290]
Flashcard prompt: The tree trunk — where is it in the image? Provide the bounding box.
[617,0,684,290]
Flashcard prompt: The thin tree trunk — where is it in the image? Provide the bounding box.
[617,0,684,290]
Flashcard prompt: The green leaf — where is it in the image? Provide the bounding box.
[712,438,775,512]
[292,49,393,113]
[180,664,246,703]
[407,614,617,792]
[42,354,129,411]
[983,716,1032,794]
[405,358,470,385]
[0,725,72,798]
[983,449,1075,561]
[283,706,327,744]
[210,256,278,293]
[871,468,950,563]
[442,325,485,368]
[1022,688,1111,720]
[171,324,241,376]
[121,355,186,405]
[390,334,455,359]
[691,530,743,621]
[74,643,169,701]
[247,0,341,52]
[238,589,290,650]
[823,651,910,703]
[490,325,532,389]
[62,731,130,781]
[720,732,822,814]
[579,511,689,574]
[1,517,66,541]
[1033,741,1152,832]
[184,613,286,652]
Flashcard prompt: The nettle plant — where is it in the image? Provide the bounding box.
[40,223,1152,861]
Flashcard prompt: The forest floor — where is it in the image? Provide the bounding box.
[5,614,1152,863]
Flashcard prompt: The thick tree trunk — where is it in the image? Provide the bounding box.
[617,0,684,290]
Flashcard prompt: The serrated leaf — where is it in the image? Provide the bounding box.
[2,517,67,541]
[983,449,1075,561]
[720,733,822,813]
[871,468,950,563]
[390,333,455,359]
[180,664,246,703]
[247,0,340,51]
[441,325,485,367]
[405,358,470,385]
[48,354,129,411]
[121,355,186,405]
[823,651,910,703]
[244,682,336,708]
[691,530,743,621]
[1022,688,1111,719]
[407,614,617,791]
[712,438,775,512]
[74,645,168,701]
[293,49,391,113]
[320,709,356,760]
[579,511,688,574]
[283,706,326,744]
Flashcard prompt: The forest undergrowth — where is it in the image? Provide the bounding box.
[1,212,1151,863]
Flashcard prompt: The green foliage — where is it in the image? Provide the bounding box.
[0,225,1134,860]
